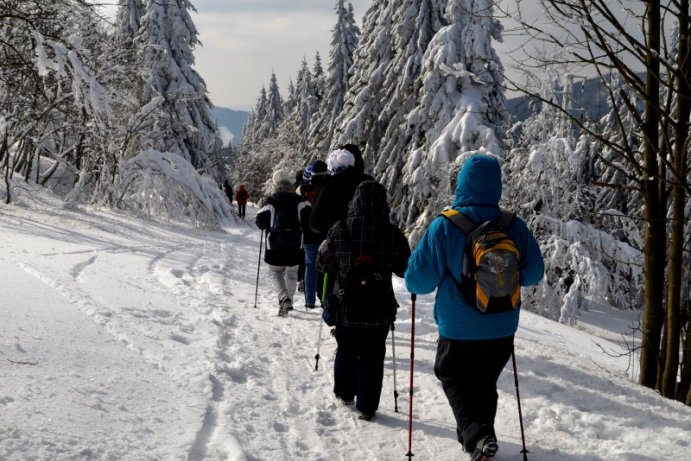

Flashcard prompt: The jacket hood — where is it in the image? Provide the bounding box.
[452,154,502,208]
[348,180,390,220]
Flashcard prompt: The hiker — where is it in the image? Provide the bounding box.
[309,144,373,235]
[317,180,411,421]
[255,169,310,316]
[299,160,329,308]
[222,180,233,204]
[236,184,249,218]
[404,153,544,461]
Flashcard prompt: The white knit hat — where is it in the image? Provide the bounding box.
[326,149,356,174]
[272,169,291,185]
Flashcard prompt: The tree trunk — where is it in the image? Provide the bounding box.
[679,299,691,402]
[639,0,665,389]
[661,0,691,398]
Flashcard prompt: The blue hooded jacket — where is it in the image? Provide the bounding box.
[404,154,544,340]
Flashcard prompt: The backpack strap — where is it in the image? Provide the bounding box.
[440,208,516,233]
[440,209,476,234]
[496,210,515,229]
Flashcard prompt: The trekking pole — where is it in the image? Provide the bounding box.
[406,294,417,461]
[314,273,329,371]
[253,231,264,309]
[511,345,529,461]
[391,322,399,412]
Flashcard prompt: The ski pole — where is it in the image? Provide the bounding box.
[391,322,399,412]
[253,231,264,309]
[406,294,417,461]
[512,345,529,461]
[315,273,329,371]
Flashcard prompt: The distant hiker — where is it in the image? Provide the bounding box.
[223,180,233,204]
[255,169,310,316]
[317,180,410,421]
[299,160,329,308]
[309,144,373,235]
[404,154,544,461]
[236,184,249,218]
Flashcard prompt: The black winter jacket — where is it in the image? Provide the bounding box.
[317,180,410,327]
[256,186,310,267]
[309,167,373,236]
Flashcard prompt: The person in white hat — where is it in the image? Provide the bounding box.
[255,168,310,316]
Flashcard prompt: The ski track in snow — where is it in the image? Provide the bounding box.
[1,194,691,460]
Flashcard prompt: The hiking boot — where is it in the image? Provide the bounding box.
[297,280,305,292]
[470,436,498,461]
[278,297,292,317]
[335,395,354,406]
[358,412,375,421]
[305,303,316,309]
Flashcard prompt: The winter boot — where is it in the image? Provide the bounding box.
[358,412,375,422]
[470,436,498,461]
[335,394,354,406]
[297,280,305,293]
[278,297,292,317]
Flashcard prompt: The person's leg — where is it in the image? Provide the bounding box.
[333,325,357,401]
[267,264,288,302]
[354,325,389,417]
[303,243,319,306]
[434,336,514,452]
[284,264,299,304]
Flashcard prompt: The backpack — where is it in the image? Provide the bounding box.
[337,224,391,320]
[441,209,521,314]
[268,199,302,251]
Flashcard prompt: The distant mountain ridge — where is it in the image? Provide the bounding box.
[211,107,249,145]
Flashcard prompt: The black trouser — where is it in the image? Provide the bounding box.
[238,204,246,217]
[333,324,390,416]
[434,335,514,452]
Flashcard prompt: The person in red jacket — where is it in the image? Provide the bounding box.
[236,185,249,218]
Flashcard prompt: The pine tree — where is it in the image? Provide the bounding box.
[401,0,506,241]
[135,0,221,175]
[257,73,284,140]
[307,0,360,158]
[282,57,317,155]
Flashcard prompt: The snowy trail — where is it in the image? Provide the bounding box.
[1,189,691,460]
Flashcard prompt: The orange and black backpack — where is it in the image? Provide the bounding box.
[441,209,521,314]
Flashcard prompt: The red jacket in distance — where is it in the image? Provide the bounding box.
[236,185,249,205]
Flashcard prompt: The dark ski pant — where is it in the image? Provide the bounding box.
[434,335,514,452]
[237,204,246,218]
[333,324,390,416]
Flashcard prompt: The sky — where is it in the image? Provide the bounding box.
[2,175,691,460]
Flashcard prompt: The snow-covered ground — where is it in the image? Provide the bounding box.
[1,183,690,461]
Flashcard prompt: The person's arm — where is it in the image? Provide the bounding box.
[309,184,336,234]
[513,218,545,286]
[255,203,273,231]
[404,218,448,295]
[391,226,411,278]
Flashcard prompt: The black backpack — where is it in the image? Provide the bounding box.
[268,198,302,251]
[337,224,391,320]
[441,209,521,314]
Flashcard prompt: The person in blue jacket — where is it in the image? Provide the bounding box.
[404,153,544,461]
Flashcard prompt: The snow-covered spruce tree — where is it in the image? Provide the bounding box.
[135,0,221,176]
[372,0,446,222]
[281,57,318,155]
[334,0,399,166]
[400,0,506,242]
[243,86,267,146]
[254,73,284,141]
[307,0,360,158]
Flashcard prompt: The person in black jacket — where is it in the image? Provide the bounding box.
[317,180,410,420]
[309,144,373,235]
[255,169,310,316]
[222,180,233,204]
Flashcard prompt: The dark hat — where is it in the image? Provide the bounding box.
[303,160,329,183]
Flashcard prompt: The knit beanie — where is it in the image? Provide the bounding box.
[272,169,291,185]
[326,149,355,174]
[303,160,329,183]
